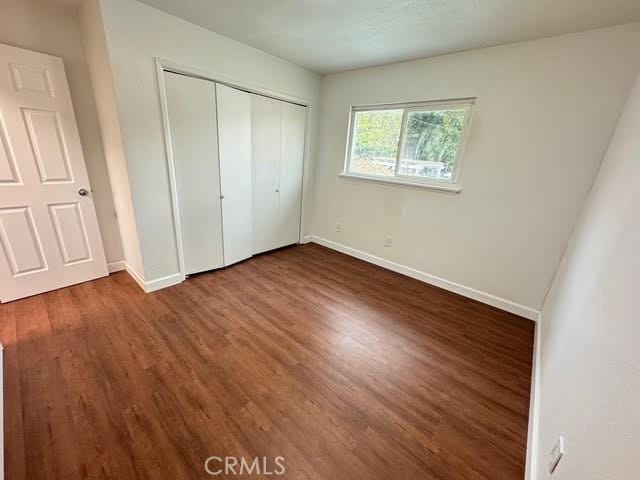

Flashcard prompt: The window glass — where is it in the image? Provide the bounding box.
[345,100,473,186]
[349,109,403,177]
[398,109,466,180]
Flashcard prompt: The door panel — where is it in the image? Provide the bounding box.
[10,63,54,97]
[0,43,107,302]
[279,102,306,247]
[48,203,92,265]
[164,71,224,275]
[0,120,20,183]
[0,206,46,275]
[23,109,73,183]
[216,84,253,267]
[251,95,281,254]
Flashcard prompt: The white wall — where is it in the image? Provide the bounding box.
[0,0,124,265]
[96,0,321,283]
[79,0,144,276]
[311,24,640,314]
[534,71,640,479]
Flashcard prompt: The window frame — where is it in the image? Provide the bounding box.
[341,98,475,193]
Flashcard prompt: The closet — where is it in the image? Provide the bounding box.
[216,84,253,266]
[252,96,306,254]
[164,72,224,275]
[163,70,306,276]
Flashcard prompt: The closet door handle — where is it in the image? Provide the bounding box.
[220,195,224,199]
[275,188,279,193]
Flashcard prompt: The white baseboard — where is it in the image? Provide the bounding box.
[309,235,540,321]
[107,260,125,273]
[144,272,183,292]
[525,321,542,480]
[123,262,183,293]
[301,235,313,244]
[124,262,146,291]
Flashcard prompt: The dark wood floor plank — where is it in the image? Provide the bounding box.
[1,244,534,479]
[1,303,26,480]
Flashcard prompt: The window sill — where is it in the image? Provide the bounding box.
[338,173,462,194]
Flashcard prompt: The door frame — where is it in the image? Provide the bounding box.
[155,57,311,280]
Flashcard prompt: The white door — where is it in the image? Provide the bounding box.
[216,84,253,266]
[0,43,107,302]
[164,71,224,275]
[278,102,306,247]
[251,95,281,254]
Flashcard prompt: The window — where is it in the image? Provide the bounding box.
[343,99,474,191]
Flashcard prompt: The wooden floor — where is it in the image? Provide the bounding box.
[0,244,534,479]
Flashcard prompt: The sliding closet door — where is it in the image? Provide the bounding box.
[164,72,224,274]
[279,102,306,247]
[251,95,281,254]
[216,84,253,266]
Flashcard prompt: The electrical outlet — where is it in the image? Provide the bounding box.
[548,436,565,474]
[384,235,392,247]
[335,221,342,232]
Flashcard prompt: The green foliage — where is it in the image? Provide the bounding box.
[352,108,466,174]
[403,110,465,171]
[352,110,402,159]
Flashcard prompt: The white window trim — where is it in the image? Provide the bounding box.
[342,98,475,193]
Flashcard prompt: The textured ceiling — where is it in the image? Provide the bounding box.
[140,0,640,73]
